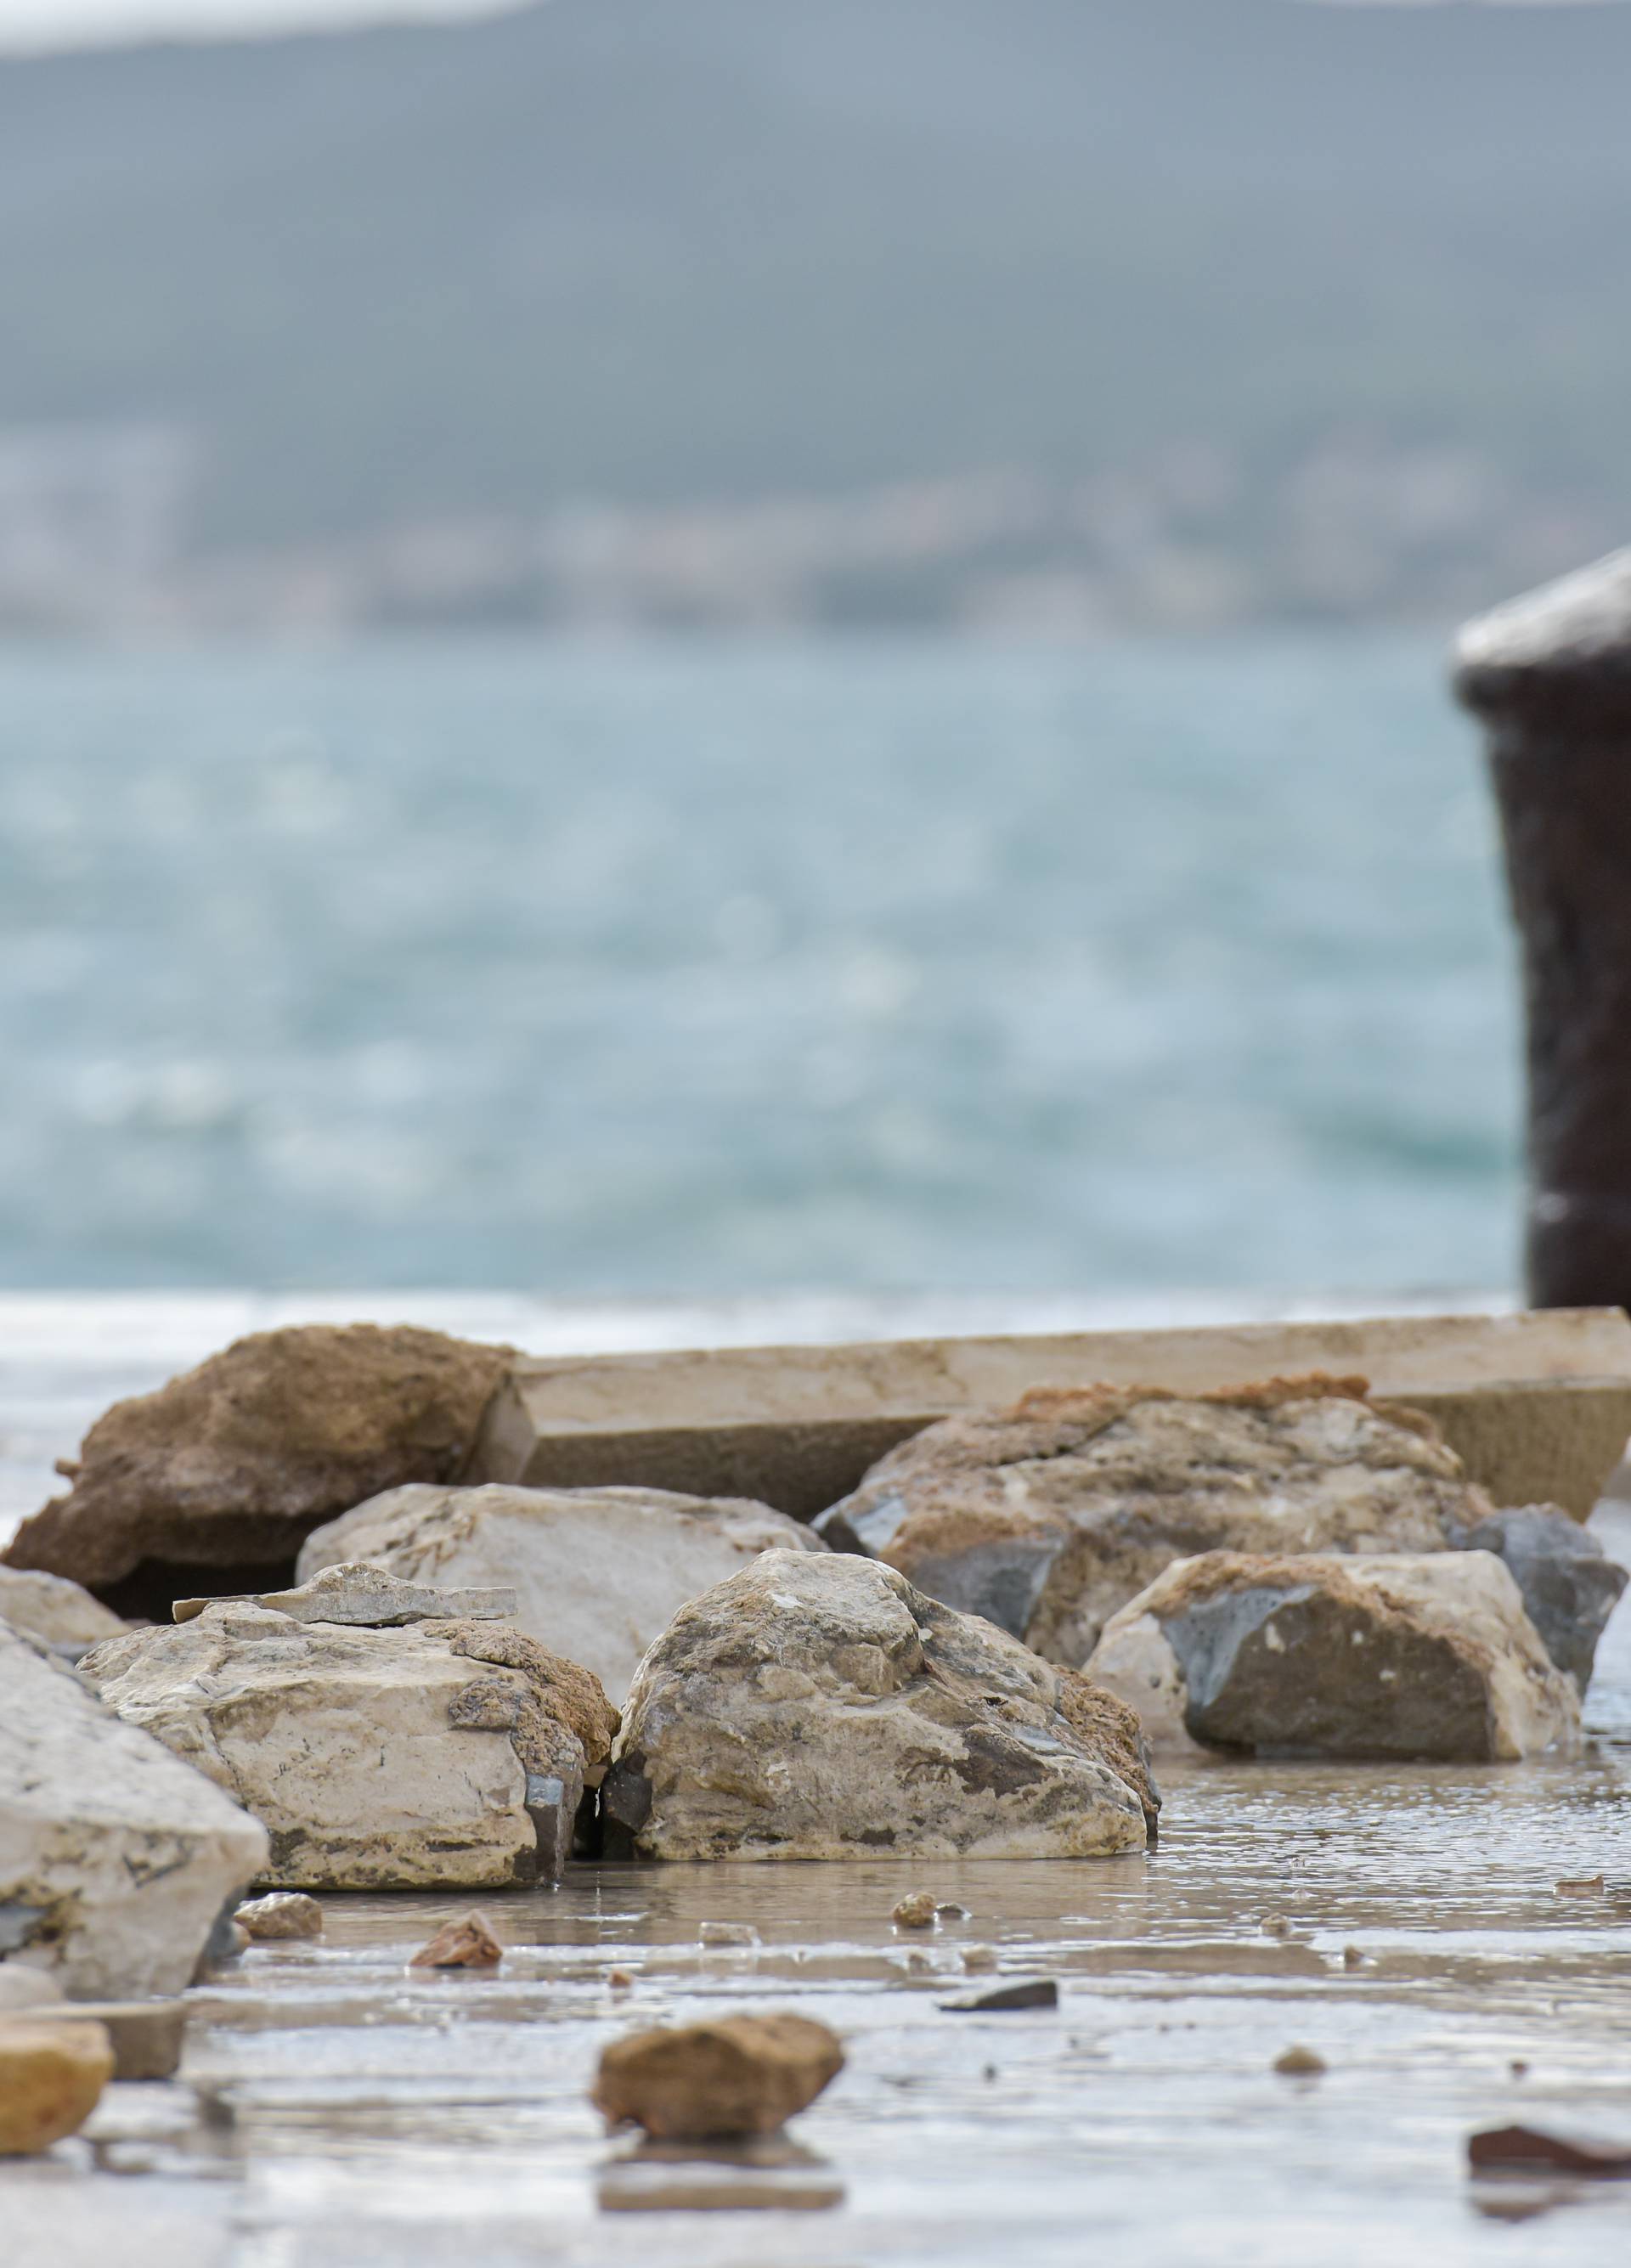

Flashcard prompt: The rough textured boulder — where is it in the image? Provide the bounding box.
[1452,1507,1627,1693]
[2,1324,512,1609]
[594,2014,844,2139]
[82,1589,617,1891]
[0,1623,268,2000]
[816,1376,1496,1669]
[1086,1549,1582,1761]
[602,1549,1156,1861]
[296,1481,826,1704]
[0,1568,126,1661]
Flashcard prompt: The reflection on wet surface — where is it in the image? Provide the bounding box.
[13,1517,1631,2262]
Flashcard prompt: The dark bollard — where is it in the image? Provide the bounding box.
[1454,550,1631,1309]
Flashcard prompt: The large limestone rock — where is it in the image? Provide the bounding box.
[1086,1549,1582,1761]
[0,1623,268,2000]
[296,1481,826,1704]
[3,1324,511,1607]
[816,1376,1496,1669]
[594,2014,844,2140]
[1451,1507,1627,1693]
[81,1589,617,1890]
[602,1549,1156,1861]
[0,1568,126,1661]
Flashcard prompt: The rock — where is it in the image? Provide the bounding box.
[892,1893,939,1930]
[1449,1506,1628,1691]
[601,1549,1154,1862]
[0,2022,114,2153]
[598,2135,844,2214]
[1554,1876,1606,1898]
[1468,2124,1631,2177]
[236,1892,324,1942]
[296,1481,825,1705]
[961,1945,999,1972]
[1273,2045,1326,2077]
[409,1911,503,1968]
[175,1562,517,1628]
[3,1324,512,1609]
[942,1979,1058,2012]
[592,2013,844,2139]
[14,2000,186,2080]
[697,1921,759,1949]
[82,1606,617,1890]
[0,1622,268,2000]
[1086,1549,1582,1762]
[0,1972,62,2016]
[817,1376,1491,1668]
[0,1568,127,1661]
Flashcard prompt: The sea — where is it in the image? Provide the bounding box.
[0,629,1520,1301]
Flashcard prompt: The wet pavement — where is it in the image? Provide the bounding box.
[4,1299,1630,2265]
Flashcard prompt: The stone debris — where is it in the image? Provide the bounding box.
[1086,1550,1582,1762]
[601,1550,1155,1862]
[1273,2045,1327,2077]
[892,1893,940,1930]
[409,1911,504,1968]
[0,1623,268,2000]
[1467,2124,1631,2177]
[236,1892,325,1941]
[82,1606,615,1891]
[2,1323,511,1604]
[607,1968,635,1991]
[1260,1915,1295,1939]
[1451,1507,1628,1691]
[14,2000,186,2081]
[697,1921,760,1949]
[961,1945,1000,1972]
[817,1376,1491,1667]
[0,2021,115,2154]
[942,1979,1058,2012]
[174,1562,517,1628]
[592,2013,844,2140]
[1341,1946,1368,1971]
[297,1481,826,1705]
[1554,1876,1606,1898]
[0,1567,127,1661]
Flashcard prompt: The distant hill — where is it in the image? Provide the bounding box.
[3,0,1630,627]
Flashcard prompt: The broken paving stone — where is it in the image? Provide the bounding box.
[603,1550,1153,1861]
[1273,2045,1327,2077]
[0,2023,115,2154]
[942,1979,1059,2013]
[174,1562,517,1628]
[593,2014,844,2141]
[1468,2124,1631,2177]
[236,1892,324,1941]
[891,1893,940,1930]
[409,1911,505,1969]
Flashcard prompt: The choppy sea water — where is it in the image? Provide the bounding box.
[0,632,1518,1294]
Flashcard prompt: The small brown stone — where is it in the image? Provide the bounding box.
[1273,2045,1326,2077]
[0,2023,115,2153]
[409,1911,504,1969]
[1555,1875,1606,1898]
[607,1969,635,1991]
[891,1892,939,1930]
[593,2013,844,2141]
[1469,2124,1631,2177]
[237,1892,324,1942]
[18,2001,185,2082]
[961,1945,999,1973]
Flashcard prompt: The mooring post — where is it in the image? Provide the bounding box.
[1455,550,1631,1309]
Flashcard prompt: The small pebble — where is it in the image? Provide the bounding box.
[1554,1876,1606,1898]
[698,1921,760,1949]
[1260,1915,1295,1940]
[942,1978,1058,2014]
[236,1892,323,1943]
[961,1944,1000,1973]
[1340,1945,1366,1971]
[904,1949,934,1973]
[1273,2045,1326,2078]
[892,1893,940,1931]
[935,1902,971,1921]
[608,1969,635,1991]
[409,1911,504,1969]
[0,2023,115,2155]
[1510,2059,1529,2079]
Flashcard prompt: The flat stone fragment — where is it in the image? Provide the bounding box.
[598,2136,844,2213]
[297,1481,825,1704]
[236,1892,323,1942]
[0,1623,268,2000]
[941,1979,1058,2012]
[409,1912,503,1968]
[818,1376,1502,1669]
[2,1323,512,1603]
[174,1562,517,1628]
[1086,1550,1583,1762]
[81,1606,615,1891]
[0,2021,114,2153]
[0,1567,127,1660]
[14,2000,186,2080]
[602,1550,1154,1862]
[1468,2124,1631,2178]
[593,2014,844,2140]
